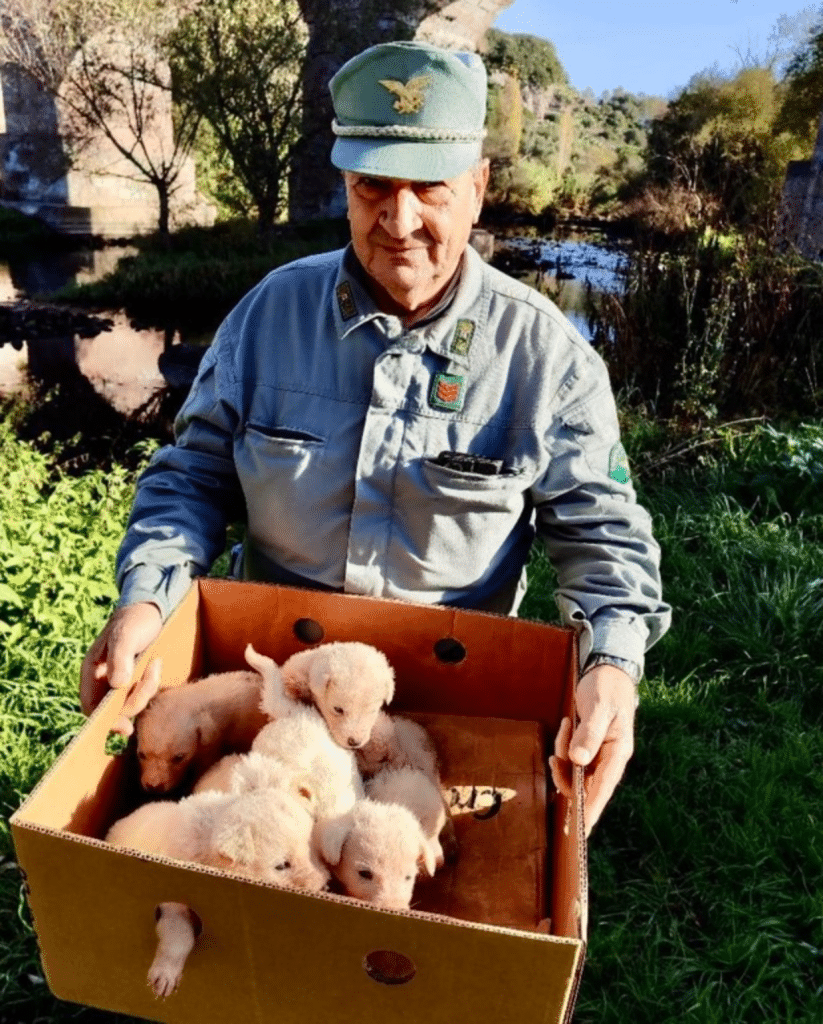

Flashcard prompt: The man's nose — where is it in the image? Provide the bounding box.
[381,186,422,237]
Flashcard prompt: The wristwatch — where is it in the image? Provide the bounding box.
[581,653,642,686]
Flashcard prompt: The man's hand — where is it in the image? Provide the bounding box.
[549,664,637,837]
[80,603,163,716]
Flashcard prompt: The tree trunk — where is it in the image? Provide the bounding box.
[290,0,514,221]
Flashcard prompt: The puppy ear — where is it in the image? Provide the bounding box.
[383,666,395,706]
[315,814,353,867]
[417,834,436,878]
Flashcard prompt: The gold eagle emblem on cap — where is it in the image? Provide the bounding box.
[379,75,431,114]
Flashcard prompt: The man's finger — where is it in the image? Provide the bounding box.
[569,701,613,767]
[582,738,633,837]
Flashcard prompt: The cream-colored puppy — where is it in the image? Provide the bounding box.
[106,788,329,997]
[366,766,449,869]
[317,799,436,911]
[249,642,394,750]
[355,711,439,779]
[124,657,268,795]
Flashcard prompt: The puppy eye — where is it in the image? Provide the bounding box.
[333,706,345,715]
[170,754,186,764]
[275,861,291,871]
[358,869,373,880]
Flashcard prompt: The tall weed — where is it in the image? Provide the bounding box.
[591,240,823,421]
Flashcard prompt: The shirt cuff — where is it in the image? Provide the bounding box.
[117,564,194,622]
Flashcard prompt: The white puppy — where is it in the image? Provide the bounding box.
[106,788,329,997]
[355,711,439,780]
[366,767,449,869]
[250,705,365,819]
[317,799,436,911]
[248,642,394,750]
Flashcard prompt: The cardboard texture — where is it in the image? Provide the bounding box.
[12,580,587,1024]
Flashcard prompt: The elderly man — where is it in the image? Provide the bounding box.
[81,41,670,834]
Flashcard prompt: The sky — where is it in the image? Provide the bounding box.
[493,0,818,98]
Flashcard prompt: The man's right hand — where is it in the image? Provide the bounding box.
[80,603,163,715]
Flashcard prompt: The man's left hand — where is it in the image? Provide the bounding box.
[549,664,637,837]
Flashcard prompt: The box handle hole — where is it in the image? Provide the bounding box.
[293,618,325,644]
[363,950,416,985]
[433,637,466,664]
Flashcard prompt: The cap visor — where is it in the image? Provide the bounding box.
[331,137,481,181]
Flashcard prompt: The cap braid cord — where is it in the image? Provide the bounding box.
[332,119,486,143]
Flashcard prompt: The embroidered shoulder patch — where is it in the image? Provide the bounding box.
[336,281,357,321]
[609,441,631,484]
[450,318,475,357]
[430,372,465,411]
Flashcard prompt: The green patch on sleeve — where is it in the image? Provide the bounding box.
[609,441,631,484]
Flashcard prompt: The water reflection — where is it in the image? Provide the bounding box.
[498,235,628,340]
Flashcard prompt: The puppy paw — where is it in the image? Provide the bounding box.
[147,958,182,999]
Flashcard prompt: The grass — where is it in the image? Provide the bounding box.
[1,399,822,1022]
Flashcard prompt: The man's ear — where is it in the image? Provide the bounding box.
[473,158,490,223]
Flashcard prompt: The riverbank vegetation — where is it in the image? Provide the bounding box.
[2,390,821,1022]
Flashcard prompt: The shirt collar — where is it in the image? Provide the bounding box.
[332,243,489,370]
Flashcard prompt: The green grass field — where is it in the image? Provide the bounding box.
[1,401,821,1023]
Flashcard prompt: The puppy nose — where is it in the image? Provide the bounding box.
[347,737,358,747]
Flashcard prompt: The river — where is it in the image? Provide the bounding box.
[0,232,626,414]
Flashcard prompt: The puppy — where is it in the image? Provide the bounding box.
[355,712,439,780]
[249,642,394,750]
[124,657,269,796]
[366,766,449,869]
[316,799,435,911]
[106,787,329,997]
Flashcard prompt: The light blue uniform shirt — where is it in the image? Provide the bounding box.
[117,245,670,673]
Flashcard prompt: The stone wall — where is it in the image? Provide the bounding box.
[776,109,823,259]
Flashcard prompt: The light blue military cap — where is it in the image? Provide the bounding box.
[329,41,487,182]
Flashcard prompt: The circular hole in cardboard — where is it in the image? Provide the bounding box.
[433,637,466,664]
[363,950,416,985]
[293,618,325,644]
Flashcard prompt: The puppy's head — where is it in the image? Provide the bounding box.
[135,693,205,795]
[308,643,395,750]
[317,801,433,910]
[210,790,330,892]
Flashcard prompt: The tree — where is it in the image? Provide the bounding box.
[483,29,567,90]
[775,14,823,152]
[0,0,201,234]
[168,0,306,232]
[645,67,793,232]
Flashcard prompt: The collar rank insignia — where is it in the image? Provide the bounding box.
[609,441,631,484]
[450,318,475,357]
[430,372,465,412]
[336,281,357,321]
[379,75,431,114]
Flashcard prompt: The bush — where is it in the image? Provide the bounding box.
[590,238,823,421]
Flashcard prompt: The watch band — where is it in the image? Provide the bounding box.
[582,653,642,686]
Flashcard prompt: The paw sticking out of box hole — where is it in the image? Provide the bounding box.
[293,618,325,644]
[364,950,416,985]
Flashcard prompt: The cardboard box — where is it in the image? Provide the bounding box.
[11,579,588,1024]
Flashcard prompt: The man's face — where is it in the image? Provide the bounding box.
[343,161,489,323]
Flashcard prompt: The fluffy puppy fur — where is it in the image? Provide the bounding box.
[316,799,435,910]
[355,712,439,780]
[366,767,449,869]
[250,705,365,819]
[249,642,394,750]
[130,659,269,795]
[106,788,329,997]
